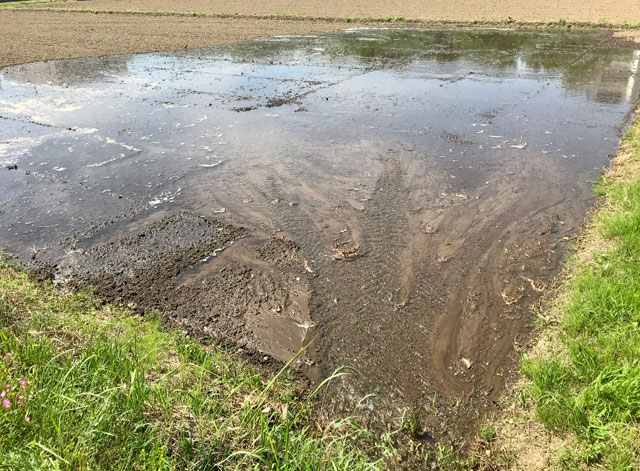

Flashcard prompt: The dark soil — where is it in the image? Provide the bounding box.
[31,212,314,365]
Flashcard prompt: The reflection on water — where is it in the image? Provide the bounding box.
[219,28,640,105]
[1,27,639,436]
[3,56,129,86]
[3,28,639,103]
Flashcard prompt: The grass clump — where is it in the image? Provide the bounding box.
[0,258,382,470]
[522,116,640,470]
[0,0,61,9]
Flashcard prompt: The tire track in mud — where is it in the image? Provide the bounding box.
[429,192,526,402]
[277,144,580,441]
[292,150,489,440]
[314,158,413,392]
[196,148,435,408]
[426,155,578,408]
[194,139,579,441]
[296,155,447,428]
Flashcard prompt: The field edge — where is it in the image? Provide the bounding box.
[479,107,640,471]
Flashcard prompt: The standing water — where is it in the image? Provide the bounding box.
[1,27,638,438]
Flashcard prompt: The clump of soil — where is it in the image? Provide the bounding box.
[256,237,306,268]
[32,214,313,363]
[54,212,245,310]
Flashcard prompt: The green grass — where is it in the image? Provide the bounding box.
[0,0,61,6]
[521,119,640,470]
[0,258,383,470]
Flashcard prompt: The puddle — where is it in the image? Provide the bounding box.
[1,27,639,437]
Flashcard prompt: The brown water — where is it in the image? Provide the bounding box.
[1,27,638,439]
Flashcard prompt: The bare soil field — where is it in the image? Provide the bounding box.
[0,11,352,67]
[2,0,639,68]
[18,0,640,24]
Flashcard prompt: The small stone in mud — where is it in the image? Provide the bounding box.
[461,358,473,369]
[424,224,437,234]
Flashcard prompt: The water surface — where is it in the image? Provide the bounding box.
[1,27,638,436]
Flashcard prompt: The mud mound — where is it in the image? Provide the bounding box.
[31,213,313,363]
[53,212,245,310]
[256,237,305,269]
[170,262,312,361]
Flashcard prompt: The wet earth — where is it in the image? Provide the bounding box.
[1,27,639,442]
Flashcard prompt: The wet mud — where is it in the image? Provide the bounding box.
[32,211,315,363]
[1,27,639,440]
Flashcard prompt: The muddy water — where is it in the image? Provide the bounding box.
[1,28,638,438]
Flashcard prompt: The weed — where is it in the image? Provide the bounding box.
[479,424,496,442]
[436,443,477,471]
[518,389,528,407]
[401,408,422,437]
[499,449,514,465]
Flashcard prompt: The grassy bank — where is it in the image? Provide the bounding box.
[494,111,640,470]
[0,258,384,470]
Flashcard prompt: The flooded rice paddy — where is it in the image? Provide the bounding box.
[1,28,639,438]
